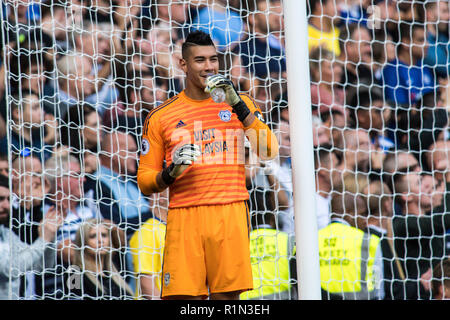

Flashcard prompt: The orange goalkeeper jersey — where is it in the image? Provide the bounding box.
[137,90,277,209]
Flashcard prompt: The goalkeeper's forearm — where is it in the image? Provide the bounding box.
[244,116,279,161]
[137,165,175,195]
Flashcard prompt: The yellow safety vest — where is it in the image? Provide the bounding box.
[240,227,296,300]
[318,222,381,299]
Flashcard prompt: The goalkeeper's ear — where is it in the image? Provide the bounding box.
[179,57,187,74]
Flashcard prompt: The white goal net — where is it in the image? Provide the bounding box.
[0,0,449,301]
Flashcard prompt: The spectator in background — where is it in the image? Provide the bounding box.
[431,258,450,300]
[363,180,418,300]
[192,0,244,52]
[42,152,115,298]
[234,0,286,81]
[129,190,168,300]
[396,0,422,23]
[317,104,347,155]
[226,47,253,94]
[312,115,331,147]
[268,120,293,233]
[392,169,450,299]
[60,103,102,177]
[48,54,94,119]
[314,144,339,230]
[10,154,48,245]
[8,41,53,98]
[372,29,396,83]
[0,174,65,300]
[308,0,341,57]
[339,23,373,91]
[382,149,421,215]
[152,0,191,42]
[425,140,450,253]
[137,24,176,70]
[0,154,8,177]
[0,92,56,163]
[244,139,289,224]
[65,219,134,300]
[70,19,119,115]
[135,25,184,96]
[10,153,52,299]
[309,48,345,118]
[319,191,383,300]
[337,128,372,177]
[426,140,450,183]
[103,68,162,148]
[0,104,5,142]
[230,0,286,112]
[240,209,297,300]
[424,0,450,80]
[337,0,370,27]
[84,0,117,23]
[420,173,445,215]
[382,23,435,108]
[381,22,448,152]
[405,101,449,157]
[270,99,289,123]
[43,153,101,265]
[346,86,394,152]
[382,149,420,183]
[91,131,153,239]
[264,0,284,49]
[40,0,74,53]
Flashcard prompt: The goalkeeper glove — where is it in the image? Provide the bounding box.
[161,144,201,185]
[205,74,250,122]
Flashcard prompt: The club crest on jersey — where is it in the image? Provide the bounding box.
[141,139,150,155]
[219,110,232,122]
[164,273,170,286]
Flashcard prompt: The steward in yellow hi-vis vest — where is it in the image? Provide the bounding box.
[319,218,383,300]
[240,201,297,300]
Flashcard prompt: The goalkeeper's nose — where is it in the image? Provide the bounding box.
[204,60,217,75]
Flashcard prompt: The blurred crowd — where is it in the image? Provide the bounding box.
[0,0,449,300]
[308,0,450,300]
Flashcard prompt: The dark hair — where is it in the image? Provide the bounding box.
[182,30,215,59]
[431,258,450,299]
[0,173,9,189]
[314,143,334,169]
[10,91,40,114]
[366,180,392,219]
[339,24,372,54]
[331,191,368,217]
[348,86,384,108]
[40,0,69,19]
[397,22,425,53]
[9,41,52,94]
[61,103,98,153]
[270,98,288,125]
[249,188,276,229]
[347,86,384,123]
[307,0,331,15]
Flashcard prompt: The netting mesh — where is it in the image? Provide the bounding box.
[1,0,450,301]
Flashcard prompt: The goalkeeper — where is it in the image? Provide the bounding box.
[137,30,278,300]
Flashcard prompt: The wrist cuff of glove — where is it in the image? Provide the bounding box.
[232,100,251,122]
[161,163,176,185]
